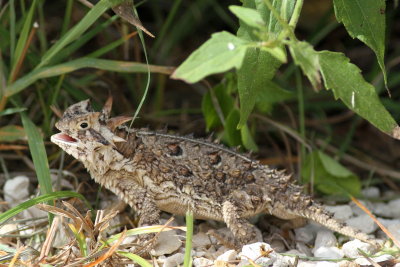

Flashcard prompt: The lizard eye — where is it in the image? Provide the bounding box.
[79,121,89,129]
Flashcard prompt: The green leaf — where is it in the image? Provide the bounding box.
[5,58,173,98]
[201,83,235,131]
[36,0,122,69]
[241,125,258,151]
[0,191,86,224]
[237,48,280,128]
[0,125,26,142]
[319,51,397,134]
[261,46,287,63]
[21,113,52,196]
[171,31,249,83]
[0,107,26,117]
[255,81,294,114]
[229,5,265,29]
[302,150,361,196]
[333,0,387,87]
[224,109,242,147]
[236,0,295,128]
[289,41,321,90]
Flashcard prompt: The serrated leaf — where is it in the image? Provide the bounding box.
[319,51,397,134]
[171,31,249,83]
[236,0,295,128]
[237,48,280,128]
[302,150,361,196]
[229,5,265,29]
[333,0,387,87]
[289,41,321,90]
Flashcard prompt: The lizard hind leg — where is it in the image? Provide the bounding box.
[221,200,261,249]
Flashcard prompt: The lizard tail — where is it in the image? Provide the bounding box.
[299,204,380,247]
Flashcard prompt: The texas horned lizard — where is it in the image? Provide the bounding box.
[51,97,379,248]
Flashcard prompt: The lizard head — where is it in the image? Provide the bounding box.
[51,97,130,162]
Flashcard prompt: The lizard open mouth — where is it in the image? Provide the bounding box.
[51,133,78,145]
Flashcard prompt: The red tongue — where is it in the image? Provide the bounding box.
[57,133,77,142]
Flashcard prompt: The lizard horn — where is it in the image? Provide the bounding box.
[102,95,113,119]
[107,116,132,131]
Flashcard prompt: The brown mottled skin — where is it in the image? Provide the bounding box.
[51,98,379,248]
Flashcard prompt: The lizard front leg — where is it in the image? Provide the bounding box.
[221,200,259,248]
[114,178,161,254]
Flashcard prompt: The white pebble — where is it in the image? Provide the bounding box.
[240,242,277,265]
[315,261,339,267]
[388,223,400,241]
[354,254,393,265]
[3,176,30,205]
[192,232,212,248]
[372,202,393,218]
[313,230,337,250]
[273,254,297,267]
[388,198,400,218]
[325,205,353,220]
[361,187,380,198]
[295,224,316,244]
[216,249,237,262]
[349,200,373,216]
[162,253,184,267]
[346,214,378,234]
[151,230,182,256]
[192,257,213,267]
[341,239,374,258]
[313,246,344,259]
[297,261,317,267]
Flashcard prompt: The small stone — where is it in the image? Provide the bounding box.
[313,246,344,259]
[297,261,317,267]
[273,254,296,267]
[296,242,313,257]
[162,253,184,267]
[346,214,378,234]
[192,232,213,248]
[325,205,353,220]
[4,176,30,206]
[295,224,319,244]
[361,187,380,199]
[285,249,306,257]
[349,200,373,216]
[151,230,182,256]
[240,242,277,266]
[354,254,393,265]
[216,249,237,262]
[388,223,400,241]
[315,262,339,267]
[341,239,374,258]
[372,202,393,218]
[0,223,17,243]
[378,218,400,228]
[192,257,213,267]
[388,199,400,218]
[270,239,286,253]
[313,230,337,251]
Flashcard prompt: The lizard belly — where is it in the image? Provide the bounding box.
[156,198,224,221]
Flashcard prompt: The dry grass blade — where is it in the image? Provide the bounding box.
[83,229,127,267]
[36,203,81,227]
[62,201,94,236]
[38,216,61,261]
[351,196,400,248]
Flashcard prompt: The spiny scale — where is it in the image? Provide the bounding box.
[51,97,380,250]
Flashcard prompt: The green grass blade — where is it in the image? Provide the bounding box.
[51,15,118,64]
[8,0,38,82]
[183,210,193,267]
[9,0,16,64]
[0,191,86,224]
[61,0,74,36]
[5,58,174,98]
[36,0,122,69]
[20,112,52,197]
[117,251,152,267]
[0,107,26,116]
